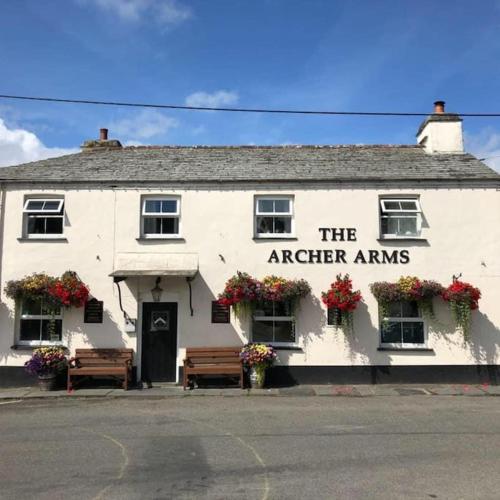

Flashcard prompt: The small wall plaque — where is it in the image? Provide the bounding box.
[211,301,230,324]
[84,298,104,324]
[327,308,342,327]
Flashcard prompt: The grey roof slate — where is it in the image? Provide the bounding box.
[0,145,498,184]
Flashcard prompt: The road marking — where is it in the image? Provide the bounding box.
[0,400,22,405]
[79,427,129,500]
[181,415,271,500]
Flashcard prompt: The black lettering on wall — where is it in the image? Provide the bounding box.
[331,228,345,241]
[335,249,347,264]
[282,250,293,264]
[296,249,308,263]
[399,250,410,264]
[308,250,322,263]
[268,250,280,263]
[382,250,398,264]
[318,228,330,241]
[354,250,367,264]
[347,228,357,241]
[368,250,381,264]
[323,250,334,264]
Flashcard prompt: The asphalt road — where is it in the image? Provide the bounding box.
[1,396,499,500]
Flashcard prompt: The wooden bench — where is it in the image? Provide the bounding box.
[183,346,244,390]
[67,348,133,391]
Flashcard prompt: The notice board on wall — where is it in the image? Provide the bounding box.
[84,298,104,324]
[211,301,230,324]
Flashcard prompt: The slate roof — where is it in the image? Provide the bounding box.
[0,145,498,184]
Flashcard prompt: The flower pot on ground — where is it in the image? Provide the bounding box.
[24,347,68,391]
[240,343,277,389]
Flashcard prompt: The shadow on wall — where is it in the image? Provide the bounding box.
[66,308,126,354]
[187,273,244,347]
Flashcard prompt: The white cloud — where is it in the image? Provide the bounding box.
[185,90,239,109]
[465,128,500,172]
[109,109,178,141]
[0,118,77,168]
[78,0,191,26]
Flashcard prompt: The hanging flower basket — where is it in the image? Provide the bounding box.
[218,272,311,318]
[321,274,362,334]
[5,271,90,309]
[370,276,443,320]
[217,271,261,317]
[442,279,481,339]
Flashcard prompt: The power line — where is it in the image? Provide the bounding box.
[1,93,500,117]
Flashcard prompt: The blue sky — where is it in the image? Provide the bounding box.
[1,0,500,169]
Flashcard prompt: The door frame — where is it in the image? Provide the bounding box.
[137,301,179,384]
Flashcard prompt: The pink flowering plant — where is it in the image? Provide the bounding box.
[218,272,311,318]
[24,347,67,377]
[370,276,444,320]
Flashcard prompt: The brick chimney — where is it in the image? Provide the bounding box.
[416,100,464,154]
[81,128,122,151]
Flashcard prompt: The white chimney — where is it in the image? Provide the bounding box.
[416,101,464,154]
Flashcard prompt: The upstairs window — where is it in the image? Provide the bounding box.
[19,298,62,345]
[255,196,294,238]
[23,198,64,238]
[141,197,180,238]
[252,301,295,344]
[380,198,422,239]
[380,300,425,348]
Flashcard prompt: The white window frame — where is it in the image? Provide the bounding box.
[254,195,294,239]
[379,301,427,349]
[379,197,422,239]
[141,196,181,239]
[23,197,65,239]
[251,301,297,346]
[18,299,63,346]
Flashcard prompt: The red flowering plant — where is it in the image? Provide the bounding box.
[442,279,481,339]
[218,272,261,317]
[47,271,89,308]
[370,276,444,320]
[321,274,362,333]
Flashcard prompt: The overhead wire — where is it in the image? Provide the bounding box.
[1,93,500,117]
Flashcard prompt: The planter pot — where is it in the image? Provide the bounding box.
[249,366,266,389]
[38,373,57,391]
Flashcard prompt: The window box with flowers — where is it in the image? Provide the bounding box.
[5,271,90,346]
[218,272,311,345]
[370,276,443,349]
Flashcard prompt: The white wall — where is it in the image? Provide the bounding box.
[1,185,499,371]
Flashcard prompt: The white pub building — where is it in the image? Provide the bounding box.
[0,101,499,386]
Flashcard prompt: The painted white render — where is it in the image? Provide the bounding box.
[417,119,464,154]
[1,184,499,379]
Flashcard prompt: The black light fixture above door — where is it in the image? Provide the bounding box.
[151,277,163,303]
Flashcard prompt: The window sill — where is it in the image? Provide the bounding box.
[17,237,68,242]
[11,344,67,351]
[377,347,434,352]
[377,237,428,242]
[253,236,298,241]
[270,345,303,352]
[136,237,185,242]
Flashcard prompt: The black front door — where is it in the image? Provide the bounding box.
[141,302,178,383]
